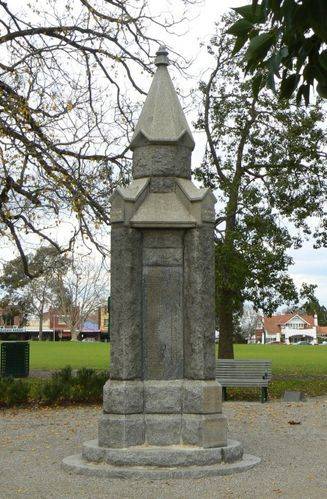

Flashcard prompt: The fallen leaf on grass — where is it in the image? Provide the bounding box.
[288,420,301,425]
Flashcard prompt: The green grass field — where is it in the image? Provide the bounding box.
[229,344,327,377]
[28,341,111,370]
[26,342,327,399]
[1,341,327,402]
[22,341,327,377]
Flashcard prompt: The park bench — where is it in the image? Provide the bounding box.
[216,359,272,403]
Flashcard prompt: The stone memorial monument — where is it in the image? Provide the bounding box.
[63,46,260,478]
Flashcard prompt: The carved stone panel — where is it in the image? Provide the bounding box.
[142,230,184,380]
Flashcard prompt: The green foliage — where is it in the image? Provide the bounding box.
[223,380,327,401]
[234,4,265,24]
[0,366,106,407]
[71,368,108,403]
[0,377,29,406]
[227,19,254,37]
[40,366,106,404]
[232,344,327,377]
[299,283,327,326]
[40,366,72,403]
[0,345,326,406]
[41,377,70,404]
[0,246,72,335]
[1,246,69,289]
[229,0,327,103]
[198,15,326,357]
[245,31,277,70]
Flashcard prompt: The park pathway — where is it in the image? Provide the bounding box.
[0,397,326,498]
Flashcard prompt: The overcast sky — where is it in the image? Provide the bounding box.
[2,0,327,306]
[158,0,327,306]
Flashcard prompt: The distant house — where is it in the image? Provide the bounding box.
[251,313,327,345]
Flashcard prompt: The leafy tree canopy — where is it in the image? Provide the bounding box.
[0,246,71,336]
[0,297,31,327]
[299,283,327,326]
[197,14,327,357]
[1,246,70,290]
[228,0,327,103]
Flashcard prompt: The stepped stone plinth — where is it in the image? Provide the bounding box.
[63,45,260,479]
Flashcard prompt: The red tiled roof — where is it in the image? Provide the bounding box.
[262,313,314,334]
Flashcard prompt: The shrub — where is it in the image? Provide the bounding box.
[40,366,106,404]
[52,365,73,384]
[40,366,73,404]
[0,377,29,406]
[0,367,107,407]
[71,368,107,403]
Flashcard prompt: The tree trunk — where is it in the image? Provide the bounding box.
[70,329,79,341]
[38,313,44,341]
[217,289,234,359]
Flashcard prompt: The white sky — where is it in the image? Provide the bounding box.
[2,0,327,306]
[159,0,327,306]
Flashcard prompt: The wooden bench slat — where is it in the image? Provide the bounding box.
[215,359,272,402]
[216,372,271,375]
[217,360,271,363]
[216,369,271,376]
[217,369,271,371]
[216,376,271,380]
[218,380,269,385]
[216,371,269,378]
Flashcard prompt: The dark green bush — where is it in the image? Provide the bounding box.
[71,368,107,403]
[0,377,29,406]
[53,366,73,383]
[41,379,67,403]
[40,366,106,404]
[1,369,327,407]
[40,366,73,403]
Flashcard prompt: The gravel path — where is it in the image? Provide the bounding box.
[0,397,326,499]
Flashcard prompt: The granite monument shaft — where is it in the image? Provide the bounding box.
[63,46,260,478]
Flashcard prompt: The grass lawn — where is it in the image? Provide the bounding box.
[228,344,327,399]
[24,341,327,377]
[28,341,111,370]
[1,341,327,403]
[233,344,327,377]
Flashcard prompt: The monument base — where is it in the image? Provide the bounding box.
[62,439,260,479]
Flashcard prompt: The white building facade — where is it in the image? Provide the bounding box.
[250,313,326,345]
[262,314,318,344]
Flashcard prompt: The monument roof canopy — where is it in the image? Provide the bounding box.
[130,46,195,150]
[130,192,196,228]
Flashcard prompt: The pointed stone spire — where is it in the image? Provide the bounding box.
[130,46,195,155]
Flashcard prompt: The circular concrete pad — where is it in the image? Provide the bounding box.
[82,439,243,467]
[62,453,260,479]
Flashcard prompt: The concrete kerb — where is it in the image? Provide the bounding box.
[63,439,260,479]
[62,452,261,479]
[81,439,243,467]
